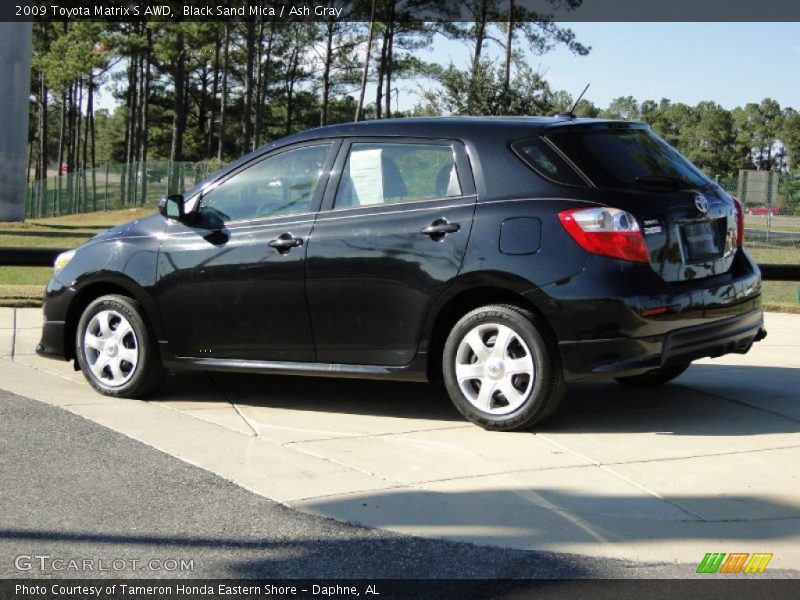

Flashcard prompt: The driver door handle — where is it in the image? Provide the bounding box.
[421,219,460,238]
[269,233,304,252]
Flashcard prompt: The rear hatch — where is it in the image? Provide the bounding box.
[544,122,738,282]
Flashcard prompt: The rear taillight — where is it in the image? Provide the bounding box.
[732,195,744,248]
[558,207,649,263]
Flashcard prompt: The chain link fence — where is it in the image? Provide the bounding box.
[24,160,220,219]
[718,171,800,307]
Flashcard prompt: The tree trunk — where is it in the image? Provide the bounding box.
[472,0,489,67]
[253,20,265,145]
[255,18,274,147]
[131,45,144,205]
[242,20,256,153]
[468,0,490,113]
[320,18,334,126]
[55,87,66,215]
[207,28,221,158]
[123,50,139,205]
[35,23,50,216]
[37,70,48,216]
[383,2,397,119]
[27,135,34,217]
[375,26,388,119]
[502,0,515,108]
[170,28,186,194]
[75,80,84,211]
[139,29,151,205]
[385,15,394,118]
[284,44,300,136]
[198,63,208,147]
[355,0,377,122]
[217,23,230,161]
[88,72,97,211]
[81,78,90,212]
[66,80,76,211]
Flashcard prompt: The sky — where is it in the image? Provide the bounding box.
[410,21,800,111]
[96,22,800,115]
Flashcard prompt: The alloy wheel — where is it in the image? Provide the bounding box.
[454,322,535,415]
[83,309,139,387]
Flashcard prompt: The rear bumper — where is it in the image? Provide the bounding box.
[560,308,766,381]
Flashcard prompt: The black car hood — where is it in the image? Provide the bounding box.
[89,212,166,244]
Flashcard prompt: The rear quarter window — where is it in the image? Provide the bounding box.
[512,138,588,187]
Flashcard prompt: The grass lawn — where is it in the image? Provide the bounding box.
[1,209,798,311]
[747,244,800,311]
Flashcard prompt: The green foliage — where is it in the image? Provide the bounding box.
[603,96,640,121]
[421,59,555,116]
[27,16,800,200]
[779,174,800,213]
[781,108,800,171]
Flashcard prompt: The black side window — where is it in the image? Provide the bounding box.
[334,143,462,209]
[512,138,587,187]
[199,144,332,222]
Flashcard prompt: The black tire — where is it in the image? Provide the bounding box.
[614,362,691,387]
[75,294,166,398]
[442,304,565,431]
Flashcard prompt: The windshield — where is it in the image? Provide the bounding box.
[545,126,710,190]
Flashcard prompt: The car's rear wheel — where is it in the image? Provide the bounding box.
[614,362,691,387]
[75,294,166,398]
[442,304,565,431]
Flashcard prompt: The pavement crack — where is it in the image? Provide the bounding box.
[285,442,405,487]
[405,439,800,485]
[285,484,409,504]
[10,308,16,362]
[284,424,470,445]
[2,356,84,386]
[205,372,259,437]
[535,433,707,522]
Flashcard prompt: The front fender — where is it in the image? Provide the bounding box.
[53,236,165,343]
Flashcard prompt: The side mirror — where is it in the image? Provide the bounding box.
[159,194,185,221]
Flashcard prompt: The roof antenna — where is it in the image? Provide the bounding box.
[555,83,590,120]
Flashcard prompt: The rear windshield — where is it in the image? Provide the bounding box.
[544,126,710,190]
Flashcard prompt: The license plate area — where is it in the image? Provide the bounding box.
[679,219,725,263]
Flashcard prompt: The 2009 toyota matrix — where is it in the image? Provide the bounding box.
[38,117,766,430]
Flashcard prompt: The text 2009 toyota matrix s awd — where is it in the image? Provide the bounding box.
[37,117,766,431]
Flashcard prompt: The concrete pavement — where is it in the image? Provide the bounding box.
[2,308,800,574]
[6,388,669,579]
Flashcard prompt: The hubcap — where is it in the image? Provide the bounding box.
[83,310,139,388]
[455,322,535,415]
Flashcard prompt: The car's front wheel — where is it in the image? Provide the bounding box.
[75,294,166,398]
[442,304,565,431]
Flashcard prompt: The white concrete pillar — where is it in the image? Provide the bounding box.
[0,23,33,222]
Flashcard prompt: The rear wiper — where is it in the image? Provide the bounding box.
[633,174,690,188]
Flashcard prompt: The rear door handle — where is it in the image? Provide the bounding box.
[268,233,304,253]
[421,219,460,239]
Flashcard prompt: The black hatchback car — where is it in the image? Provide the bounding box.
[38,117,766,430]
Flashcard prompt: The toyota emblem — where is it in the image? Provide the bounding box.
[694,195,709,214]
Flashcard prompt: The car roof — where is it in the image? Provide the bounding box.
[275,116,639,146]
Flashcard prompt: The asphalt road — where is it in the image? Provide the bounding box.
[0,389,705,581]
